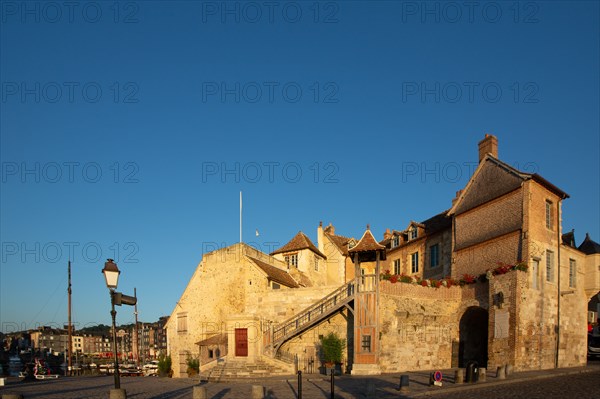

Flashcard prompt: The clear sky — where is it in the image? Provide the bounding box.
[1,1,598,333]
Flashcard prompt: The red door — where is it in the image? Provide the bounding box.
[235,328,248,357]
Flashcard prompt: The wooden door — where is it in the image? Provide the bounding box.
[235,328,248,357]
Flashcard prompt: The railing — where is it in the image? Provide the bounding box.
[358,274,377,292]
[272,280,356,346]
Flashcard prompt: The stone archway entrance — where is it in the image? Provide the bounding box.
[458,306,488,368]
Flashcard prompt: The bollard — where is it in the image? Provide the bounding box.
[109,388,127,399]
[505,364,513,376]
[398,374,409,390]
[251,385,265,399]
[454,368,464,384]
[297,370,302,399]
[330,369,335,399]
[3,395,25,399]
[496,366,506,379]
[365,380,376,398]
[478,368,486,382]
[193,385,207,399]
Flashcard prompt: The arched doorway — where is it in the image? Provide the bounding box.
[458,306,488,368]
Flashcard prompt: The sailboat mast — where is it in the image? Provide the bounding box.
[134,287,139,366]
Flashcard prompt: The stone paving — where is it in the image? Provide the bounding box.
[1,361,599,398]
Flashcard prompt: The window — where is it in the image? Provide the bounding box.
[545,200,553,229]
[361,335,371,352]
[411,252,419,274]
[409,226,418,240]
[546,250,554,282]
[569,259,576,288]
[531,259,539,290]
[393,259,401,275]
[284,253,298,268]
[429,244,439,268]
[272,282,280,290]
[177,313,188,333]
[314,255,319,271]
[392,236,400,248]
[208,349,214,358]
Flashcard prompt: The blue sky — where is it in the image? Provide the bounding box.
[1,1,598,333]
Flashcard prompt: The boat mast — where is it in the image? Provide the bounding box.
[134,288,139,366]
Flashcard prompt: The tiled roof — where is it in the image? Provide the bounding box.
[326,233,353,256]
[349,228,386,253]
[578,233,600,255]
[270,231,326,259]
[196,333,227,346]
[247,257,299,288]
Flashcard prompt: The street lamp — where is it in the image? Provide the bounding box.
[102,259,122,390]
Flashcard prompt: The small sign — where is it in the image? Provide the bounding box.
[433,370,443,382]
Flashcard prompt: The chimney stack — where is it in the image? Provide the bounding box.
[383,228,392,240]
[478,134,498,163]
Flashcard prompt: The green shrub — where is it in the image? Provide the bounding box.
[157,354,172,376]
[186,355,200,376]
[319,332,345,364]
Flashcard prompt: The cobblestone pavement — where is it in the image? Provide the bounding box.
[1,362,599,398]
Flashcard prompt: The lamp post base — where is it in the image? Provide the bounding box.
[109,388,127,399]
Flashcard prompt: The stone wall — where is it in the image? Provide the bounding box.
[378,281,462,372]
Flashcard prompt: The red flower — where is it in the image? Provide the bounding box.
[390,275,398,284]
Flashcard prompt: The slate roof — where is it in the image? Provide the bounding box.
[562,230,576,248]
[270,231,326,259]
[421,211,452,235]
[578,233,600,255]
[247,257,299,288]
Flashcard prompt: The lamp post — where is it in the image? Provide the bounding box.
[102,259,121,390]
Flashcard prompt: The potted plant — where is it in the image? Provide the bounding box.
[319,332,345,375]
[157,353,172,378]
[186,354,200,377]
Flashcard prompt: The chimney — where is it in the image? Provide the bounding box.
[383,228,392,240]
[452,189,464,206]
[478,134,498,163]
[324,223,335,235]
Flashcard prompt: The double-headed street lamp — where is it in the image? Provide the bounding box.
[102,259,137,397]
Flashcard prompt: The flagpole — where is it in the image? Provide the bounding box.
[239,191,242,244]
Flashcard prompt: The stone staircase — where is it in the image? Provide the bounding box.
[204,358,294,382]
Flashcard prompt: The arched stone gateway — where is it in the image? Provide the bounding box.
[458,306,488,368]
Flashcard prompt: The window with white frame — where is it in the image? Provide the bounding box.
[393,259,401,275]
[545,200,553,230]
[411,252,419,273]
[392,236,400,248]
[409,226,418,240]
[429,244,439,268]
[569,259,576,288]
[284,253,298,268]
[546,250,554,282]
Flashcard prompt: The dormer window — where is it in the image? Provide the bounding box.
[409,226,418,240]
[391,236,400,248]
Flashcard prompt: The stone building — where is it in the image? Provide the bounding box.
[166,135,600,377]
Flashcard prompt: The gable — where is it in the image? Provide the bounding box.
[453,159,524,215]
